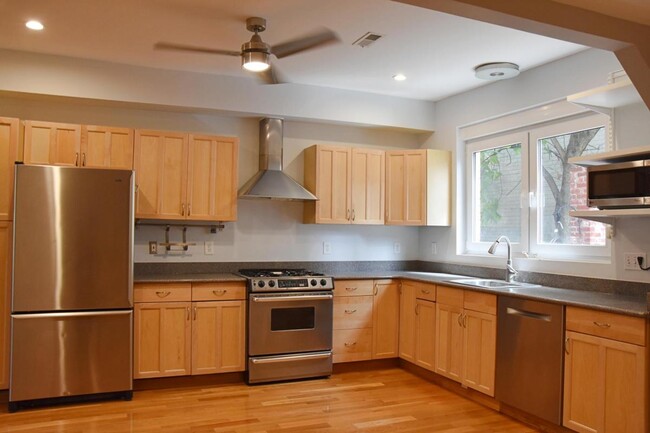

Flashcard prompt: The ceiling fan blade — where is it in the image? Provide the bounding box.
[154,42,240,57]
[271,29,339,59]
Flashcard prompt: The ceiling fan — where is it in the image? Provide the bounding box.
[154,17,339,84]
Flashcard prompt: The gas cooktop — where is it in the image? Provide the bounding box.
[239,269,334,292]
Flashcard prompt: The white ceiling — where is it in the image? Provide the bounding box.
[0,0,588,101]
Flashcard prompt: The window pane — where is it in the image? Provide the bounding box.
[538,126,606,246]
[474,143,522,242]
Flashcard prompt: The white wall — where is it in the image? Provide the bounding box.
[420,48,650,283]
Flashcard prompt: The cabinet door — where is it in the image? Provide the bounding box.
[398,281,417,363]
[307,145,351,224]
[414,299,436,371]
[372,280,400,359]
[81,125,134,169]
[351,148,384,224]
[386,150,426,225]
[134,302,191,378]
[0,118,18,221]
[435,302,464,382]
[0,222,11,389]
[191,300,245,375]
[463,309,496,396]
[187,135,238,221]
[23,120,81,166]
[134,130,188,219]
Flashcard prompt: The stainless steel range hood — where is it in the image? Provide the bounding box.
[238,118,317,201]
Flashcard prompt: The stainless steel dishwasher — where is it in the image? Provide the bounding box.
[496,296,565,425]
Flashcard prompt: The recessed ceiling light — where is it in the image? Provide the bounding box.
[474,62,520,80]
[393,73,406,81]
[25,20,44,31]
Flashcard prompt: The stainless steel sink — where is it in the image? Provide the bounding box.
[446,278,541,289]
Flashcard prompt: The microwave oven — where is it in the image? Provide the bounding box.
[587,160,650,208]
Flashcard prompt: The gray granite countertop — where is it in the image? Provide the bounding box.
[134,270,648,317]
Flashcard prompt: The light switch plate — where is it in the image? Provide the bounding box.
[394,242,401,254]
[148,241,158,255]
[204,241,214,255]
[323,242,331,255]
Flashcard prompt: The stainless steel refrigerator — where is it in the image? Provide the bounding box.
[10,164,134,411]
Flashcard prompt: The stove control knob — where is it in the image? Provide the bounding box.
[310,279,317,286]
[320,279,327,286]
[257,280,266,288]
[268,280,276,288]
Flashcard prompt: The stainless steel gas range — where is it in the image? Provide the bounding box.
[239,269,334,384]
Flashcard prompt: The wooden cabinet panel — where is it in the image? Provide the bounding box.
[385,151,406,224]
[414,299,436,371]
[414,282,436,302]
[435,301,464,382]
[463,291,496,315]
[134,283,191,303]
[81,125,133,169]
[399,281,417,363]
[333,328,372,363]
[134,302,191,379]
[437,286,463,308]
[566,306,645,346]
[372,281,399,359]
[0,118,18,221]
[0,222,12,389]
[23,120,81,166]
[333,296,373,330]
[191,282,246,301]
[304,145,351,224]
[405,151,426,224]
[191,300,245,375]
[351,148,384,224]
[333,279,374,297]
[463,309,496,396]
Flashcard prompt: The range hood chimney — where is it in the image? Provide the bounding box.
[238,118,317,201]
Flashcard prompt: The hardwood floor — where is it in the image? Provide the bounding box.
[0,368,536,432]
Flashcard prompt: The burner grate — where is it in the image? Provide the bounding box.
[239,269,324,278]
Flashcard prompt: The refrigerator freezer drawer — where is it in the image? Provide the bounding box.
[10,310,133,403]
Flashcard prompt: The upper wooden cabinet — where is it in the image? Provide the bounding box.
[0,118,19,221]
[23,120,82,167]
[385,149,451,226]
[81,125,134,169]
[134,130,238,221]
[304,145,385,225]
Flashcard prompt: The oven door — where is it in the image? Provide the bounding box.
[248,291,333,356]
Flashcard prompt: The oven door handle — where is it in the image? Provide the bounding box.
[251,294,333,302]
[250,352,332,364]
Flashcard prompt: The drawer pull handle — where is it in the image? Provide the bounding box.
[155,291,171,298]
[213,290,227,296]
[421,289,431,294]
[373,285,378,296]
[345,287,358,292]
[344,342,357,347]
[593,321,611,328]
[344,309,357,314]
[565,337,570,355]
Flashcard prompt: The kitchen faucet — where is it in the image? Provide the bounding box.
[488,236,517,282]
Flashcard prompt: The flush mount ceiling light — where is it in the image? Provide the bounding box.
[474,62,520,80]
[393,73,406,81]
[25,20,44,31]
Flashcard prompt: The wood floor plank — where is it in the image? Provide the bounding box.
[0,368,537,432]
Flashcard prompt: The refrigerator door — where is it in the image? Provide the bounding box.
[10,310,133,402]
[12,165,133,312]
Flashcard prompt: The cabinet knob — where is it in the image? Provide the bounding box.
[344,309,357,314]
[212,289,227,296]
[344,342,357,347]
[155,291,171,298]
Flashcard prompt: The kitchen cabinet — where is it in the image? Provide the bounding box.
[23,120,82,166]
[332,279,374,362]
[563,307,647,433]
[435,286,496,396]
[134,282,246,379]
[0,222,12,389]
[134,130,238,221]
[372,280,399,358]
[303,145,385,225]
[385,149,451,226]
[398,280,437,371]
[81,125,134,169]
[0,117,19,221]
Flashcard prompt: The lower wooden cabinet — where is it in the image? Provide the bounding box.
[563,307,647,433]
[0,222,12,389]
[414,298,436,370]
[399,280,436,371]
[133,282,246,379]
[372,280,400,359]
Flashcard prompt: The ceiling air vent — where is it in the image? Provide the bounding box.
[352,32,383,48]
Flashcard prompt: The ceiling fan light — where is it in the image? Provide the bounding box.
[242,51,270,72]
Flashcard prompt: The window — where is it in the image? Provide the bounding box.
[466,113,610,259]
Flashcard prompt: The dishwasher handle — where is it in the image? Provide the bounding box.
[506,307,552,322]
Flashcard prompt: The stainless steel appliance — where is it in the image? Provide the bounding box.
[588,159,650,208]
[240,269,333,384]
[10,164,134,411]
[496,296,565,424]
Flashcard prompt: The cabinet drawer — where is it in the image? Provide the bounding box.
[414,282,436,302]
[192,282,246,301]
[333,328,372,363]
[566,306,646,346]
[333,296,373,330]
[436,285,463,307]
[134,283,191,302]
[334,279,374,297]
[464,290,496,315]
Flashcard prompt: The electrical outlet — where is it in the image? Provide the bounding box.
[148,241,158,255]
[624,252,646,270]
[323,242,331,255]
[204,241,214,255]
[431,242,438,255]
[393,242,401,254]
